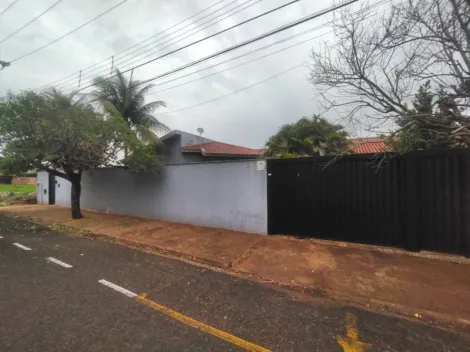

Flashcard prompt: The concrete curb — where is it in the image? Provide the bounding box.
[35,217,232,270]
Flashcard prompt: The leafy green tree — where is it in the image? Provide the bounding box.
[265,115,349,157]
[389,81,458,152]
[91,69,168,132]
[0,91,161,219]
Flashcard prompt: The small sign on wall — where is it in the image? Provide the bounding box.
[256,160,266,171]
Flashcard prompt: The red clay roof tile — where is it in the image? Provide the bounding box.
[350,138,388,154]
[183,141,264,156]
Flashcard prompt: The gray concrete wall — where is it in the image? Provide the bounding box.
[55,160,268,233]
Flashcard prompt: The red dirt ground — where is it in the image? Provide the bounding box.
[2,204,469,325]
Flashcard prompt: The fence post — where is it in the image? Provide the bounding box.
[266,159,274,234]
[463,152,470,256]
[405,156,421,251]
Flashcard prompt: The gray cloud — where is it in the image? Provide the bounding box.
[0,0,346,148]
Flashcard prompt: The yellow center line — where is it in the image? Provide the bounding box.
[336,312,370,352]
[136,294,271,352]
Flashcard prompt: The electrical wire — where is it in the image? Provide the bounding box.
[37,0,235,90]
[145,0,391,96]
[0,0,63,44]
[150,1,395,115]
[118,0,358,89]
[99,0,261,73]
[56,0,259,92]
[90,0,391,116]
[147,30,328,96]
[55,0,264,93]
[94,0,388,116]
[10,0,129,62]
[157,60,309,116]
[90,0,244,74]
[0,0,20,17]
[74,0,323,94]
[59,0,265,92]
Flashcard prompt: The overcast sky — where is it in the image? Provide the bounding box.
[0,0,369,148]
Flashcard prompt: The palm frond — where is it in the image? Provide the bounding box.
[139,113,170,133]
[90,68,168,132]
[136,82,156,97]
[102,101,122,118]
[139,101,166,114]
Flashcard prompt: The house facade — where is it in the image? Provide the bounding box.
[160,130,264,164]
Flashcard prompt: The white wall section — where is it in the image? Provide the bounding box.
[36,171,49,204]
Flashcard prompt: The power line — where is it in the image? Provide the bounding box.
[152,1,396,116]
[0,0,20,17]
[126,0,358,89]
[56,0,263,93]
[56,0,259,92]
[10,0,129,63]
[92,0,244,74]
[157,60,309,116]
[146,0,391,96]
[84,0,390,114]
[147,30,328,96]
[37,0,233,90]
[74,0,331,94]
[99,0,260,73]
[0,0,63,44]
[88,0,384,117]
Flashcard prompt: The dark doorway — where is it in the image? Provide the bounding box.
[48,174,56,205]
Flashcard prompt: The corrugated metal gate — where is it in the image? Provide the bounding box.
[267,149,470,255]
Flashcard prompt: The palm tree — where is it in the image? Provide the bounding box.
[90,69,168,133]
[265,116,349,157]
[45,88,86,108]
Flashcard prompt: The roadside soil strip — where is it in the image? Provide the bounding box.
[98,279,137,298]
[46,257,73,268]
[12,242,31,251]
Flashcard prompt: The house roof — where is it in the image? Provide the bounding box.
[160,129,214,143]
[183,141,264,157]
[350,138,388,154]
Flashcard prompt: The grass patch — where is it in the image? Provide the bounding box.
[0,184,36,194]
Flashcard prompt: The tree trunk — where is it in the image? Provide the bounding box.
[70,174,83,219]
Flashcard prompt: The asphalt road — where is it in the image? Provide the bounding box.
[0,214,469,352]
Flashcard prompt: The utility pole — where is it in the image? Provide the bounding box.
[0,60,10,70]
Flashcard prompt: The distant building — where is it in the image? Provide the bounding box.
[350,137,388,154]
[160,130,264,164]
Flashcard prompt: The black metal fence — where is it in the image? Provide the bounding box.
[267,149,470,256]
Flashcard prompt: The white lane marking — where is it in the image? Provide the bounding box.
[13,243,31,251]
[98,279,137,298]
[0,236,3,239]
[46,257,73,268]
